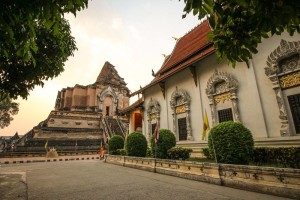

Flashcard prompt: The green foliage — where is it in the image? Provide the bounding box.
[181,0,300,66]
[167,147,192,160]
[0,99,19,128]
[146,147,153,157]
[125,132,147,157]
[151,129,176,159]
[252,147,300,169]
[108,135,124,155]
[116,149,126,156]
[202,147,213,160]
[0,1,88,99]
[208,121,254,165]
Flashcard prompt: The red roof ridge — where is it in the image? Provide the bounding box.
[130,19,215,97]
[154,20,211,77]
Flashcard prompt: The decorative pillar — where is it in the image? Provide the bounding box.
[171,106,177,136]
[185,104,193,140]
[230,89,240,122]
[208,96,216,126]
[147,117,152,142]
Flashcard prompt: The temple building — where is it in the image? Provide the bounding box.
[125,20,300,156]
[15,62,129,152]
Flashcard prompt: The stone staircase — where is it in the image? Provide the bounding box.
[176,142,208,158]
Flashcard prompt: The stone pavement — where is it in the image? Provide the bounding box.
[0,159,292,200]
[0,172,27,200]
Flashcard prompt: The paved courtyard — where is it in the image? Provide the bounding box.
[0,160,291,200]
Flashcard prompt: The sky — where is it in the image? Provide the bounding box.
[1,0,200,136]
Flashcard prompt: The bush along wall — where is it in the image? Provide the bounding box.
[151,129,176,159]
[202,146,300,169]
[208,121,254,165]
[108,135,124,155]
[125,132,147,157]
[167,147,192,160]
[251,147,300,168]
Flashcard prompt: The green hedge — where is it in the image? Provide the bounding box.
[125,132,147,157]
[202,146,300,169]
[252,147,300,168]
[208,121,254,165]
[151,129,176,159]
[108,135,124,155]
[202,148,212,159]
[167,147,192,160]
[116,149,126,156]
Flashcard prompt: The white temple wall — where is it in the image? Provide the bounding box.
[251,32,300,138]
[162,69,202,141]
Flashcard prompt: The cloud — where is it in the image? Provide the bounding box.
[128,26,142,41]
[111,17,123,29]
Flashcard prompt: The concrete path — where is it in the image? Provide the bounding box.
[0,160,291,200]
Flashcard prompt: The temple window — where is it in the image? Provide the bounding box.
[170,88,193,141]
[146,99,160,141]
[265,40,300,136]
[206,70,240,126]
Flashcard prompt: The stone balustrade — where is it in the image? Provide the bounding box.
[105,155,300,199]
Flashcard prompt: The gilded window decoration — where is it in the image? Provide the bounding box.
[175,105,186,114]
[206,70,240,126]
[150,113,157,120]
[146,99,161,142]
[214,92,232,104]
[170,88,193,141]
[279,71,300,89]
[265,39,300,136]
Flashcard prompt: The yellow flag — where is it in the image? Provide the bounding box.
[202,110,210,140]
[44,140,48,149]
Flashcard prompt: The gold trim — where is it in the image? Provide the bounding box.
[175,105,186,114]
[150,113,156,120]
[279,71,300,89]
[214,92,231,104]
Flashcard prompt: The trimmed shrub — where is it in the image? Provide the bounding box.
[208,121,254,165]
[202,147,213,159]
[252,147,300,168]
[116,149,126,156]
[167,147,192,160]
[108,135,124,155]
[151,129,176,159]
[125,132,147,157]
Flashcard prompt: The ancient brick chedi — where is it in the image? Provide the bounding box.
[55,61,130,113]
[15,62,129,152]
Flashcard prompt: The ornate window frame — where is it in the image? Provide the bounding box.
[170,88,193,141]
[206,70,240,126]
[264,39,300,136]
[98,86,118,116]
[146,99,160,140]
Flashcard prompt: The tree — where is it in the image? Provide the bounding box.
[181,0,300,66]
[0,0,88,100]
[0,99,19,128]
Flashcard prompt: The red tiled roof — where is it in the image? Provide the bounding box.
[130,20,215,97]
[155,20,212,77]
